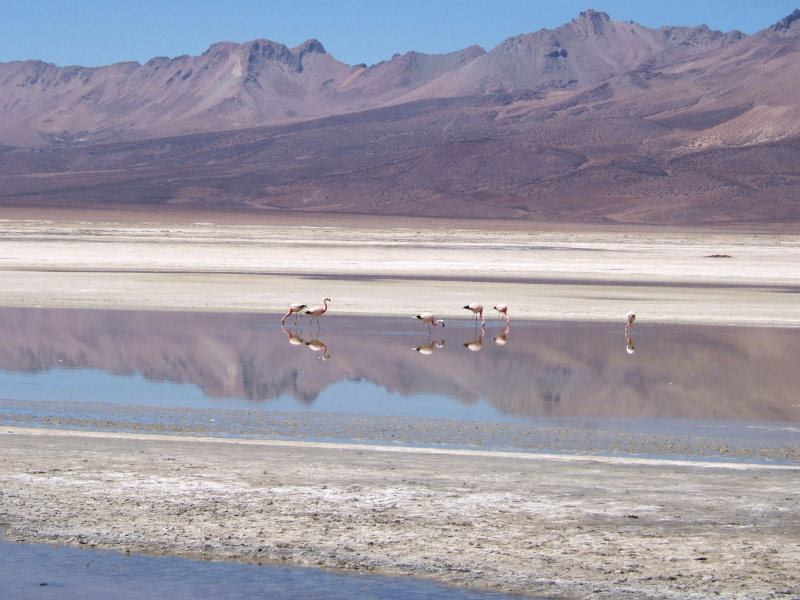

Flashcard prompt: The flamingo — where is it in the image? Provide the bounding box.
[493,304,510,322]
[414,312,445,331]
[463,303,485,326]
[626,311,636,332]
[305,298,331,325]
[281,302,308,325]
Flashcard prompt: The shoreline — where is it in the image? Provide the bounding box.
[2,427,797,599]
[5,426,799,470]
[3,204,798,234]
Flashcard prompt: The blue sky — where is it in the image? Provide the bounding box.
[2,1,798,67]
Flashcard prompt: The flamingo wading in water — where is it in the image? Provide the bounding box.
[493,304,509,322]
[414,312,445,332]
[305,298,331,326]
[463,303,485,326]
[281,302,308,325]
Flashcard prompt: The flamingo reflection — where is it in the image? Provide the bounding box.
[306,337,330,361]
[464,323,485,352]
[493,320,511,345]
[281,324,307,347]
[625,332,635,354]
[414,338,445,355]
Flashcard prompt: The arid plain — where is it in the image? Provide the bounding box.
[1,210,798,600]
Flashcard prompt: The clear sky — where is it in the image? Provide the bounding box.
[2,1,798,68]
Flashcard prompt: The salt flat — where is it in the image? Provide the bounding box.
[1,427,798,599]
[1,216,799,325]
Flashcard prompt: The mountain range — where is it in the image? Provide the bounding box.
[1,9,799,227]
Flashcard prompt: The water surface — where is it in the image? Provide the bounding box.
[0,307,798,462]
[0,540,539,600]
[1,307,798,598]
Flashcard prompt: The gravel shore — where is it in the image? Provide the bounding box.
[2,427,798,599]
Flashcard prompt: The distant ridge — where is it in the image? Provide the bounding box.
[0,10,744,147]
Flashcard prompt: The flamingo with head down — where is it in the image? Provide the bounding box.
[281,302,308,325]
[414,312,445,332]
[493,304,509,323]
[626,312,636,332]
[463,303,485,326]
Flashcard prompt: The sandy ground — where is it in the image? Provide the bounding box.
[0,216,799,325]
[1,214,799,599]
[1,427,798,600]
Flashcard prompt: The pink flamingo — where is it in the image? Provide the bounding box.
[414,312,445,331]
[305,297,331,325]
[463,303,485,326]
[626,311,636,332]
[493,304,510,323]
[281,302,308,325]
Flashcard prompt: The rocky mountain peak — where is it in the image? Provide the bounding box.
[771,8,800,34]
[572,9,612,36]
[294,39,326,55]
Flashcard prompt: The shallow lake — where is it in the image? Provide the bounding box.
[0,306,797,463]
[1,307,798,598]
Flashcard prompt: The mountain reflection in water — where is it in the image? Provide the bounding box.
[0,306,799,424]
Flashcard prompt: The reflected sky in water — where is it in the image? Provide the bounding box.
[1,540,542,600]
[0,307,798,462]
[0,369,514,421]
